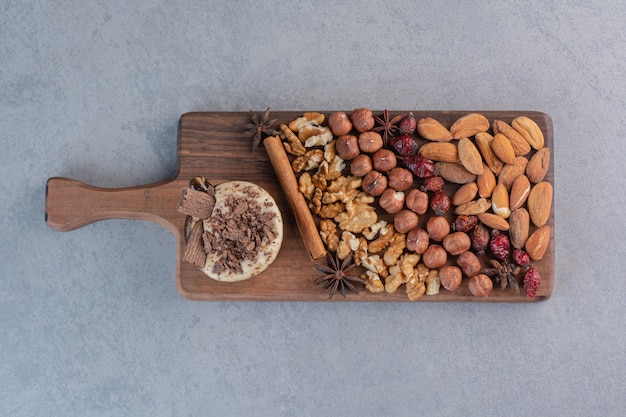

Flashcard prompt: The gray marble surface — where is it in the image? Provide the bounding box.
[2,0,625,416]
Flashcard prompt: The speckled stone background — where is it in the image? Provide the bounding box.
[2,1,625,416]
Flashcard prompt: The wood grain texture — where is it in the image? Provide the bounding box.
[45,110,554,302]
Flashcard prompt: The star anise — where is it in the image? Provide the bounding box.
[481,259,522,292]
[313,251,366,299]
[373,109,403,146]
[244,107,279,151]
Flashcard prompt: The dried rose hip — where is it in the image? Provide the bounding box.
[512,248,531,267]
[490,232,510,262]
[398,112,417,135]
[471,224,490,252]
[452,215,478,233]
[524,267,540,297]
[401,155,435,178]
[390,134,419,156]
[430,190,451,215]
[422,176,445,192]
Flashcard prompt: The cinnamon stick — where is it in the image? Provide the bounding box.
[264,135,327,260]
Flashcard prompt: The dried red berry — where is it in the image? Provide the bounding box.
[401,155,435,178]
[490,232,510,262]
[512,248,531,267]
[452,215,479,233]
[524,267,540,297]
[422,176,445,192]
[398,112,417,135]
[430,190,451,216]
[390,134,419,156]
[471,224,490,252]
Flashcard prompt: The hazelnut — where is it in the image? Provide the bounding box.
[358,131,383,153]
[426,216,450,242]
[393,210,419,234]
[372,149,397,172]
[405,189,429,215]
[335,135,360,160]
[442,231,471,255]
[388,167,413,191]
[439,265,462,291]
[422,244,447,269]
[362,170,387,196]
[328,111,352,136]
[379,188,405,214]
[468,274,493,297]
[406,228,429,254]
[351,108,375,133]
[456,251,482,277]
[350,154,373,177]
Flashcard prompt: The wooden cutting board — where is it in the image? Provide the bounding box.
[45,110,554,302]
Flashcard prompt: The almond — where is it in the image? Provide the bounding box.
[525,225,551,261]
[477,212,510,231]
[418,142,459,162]
[417,117,453,142]
[490,134,516,164]
[475,132,503,175]
[493,120,531,156]
[527,181,553,227]
[512,116,544,150]
[435,162,477,184]
[498,156,529,190]
[454,197,491,215]
[452,182,479,206]
[509,175,531,211]
[477,163,496,198]
[457,137,484,175]
[491,183,511,218]
[509,208,530,249]
[526,147,551,183]
[449,113,490,139]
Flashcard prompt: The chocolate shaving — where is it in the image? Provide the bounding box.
[177,187,216,219]
[182,221,207,268]
[203,193,277,275]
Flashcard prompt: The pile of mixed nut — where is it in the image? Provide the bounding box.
[277,109,551,299]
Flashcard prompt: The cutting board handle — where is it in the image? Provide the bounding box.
[45,177,183,234]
